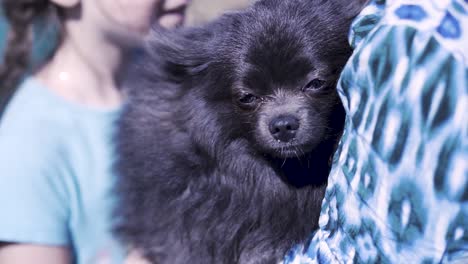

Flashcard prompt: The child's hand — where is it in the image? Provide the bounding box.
[124,250,151,264]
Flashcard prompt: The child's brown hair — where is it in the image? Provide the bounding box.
[0,0,58,116]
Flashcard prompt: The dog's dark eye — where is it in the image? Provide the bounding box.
[238,93,258,105]
[303,79,326,91]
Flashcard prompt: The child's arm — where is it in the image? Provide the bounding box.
[0,110,71,258]
[0,243,70,264]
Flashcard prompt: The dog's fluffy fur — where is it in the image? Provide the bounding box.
[115,0,366,263]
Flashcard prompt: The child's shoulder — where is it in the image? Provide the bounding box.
[0,76,121,179]
[0,77,92,181]
[0,80,73,246]
[0,78,73,148]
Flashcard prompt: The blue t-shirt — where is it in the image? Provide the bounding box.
[0,78,125,263]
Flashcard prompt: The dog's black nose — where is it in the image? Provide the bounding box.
[269,115,300,142]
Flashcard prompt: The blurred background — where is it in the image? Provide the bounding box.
[186,0,251,25]
[0,0,253,58]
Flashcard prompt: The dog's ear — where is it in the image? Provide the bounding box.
[297,0,368,19]
[334,0,369,18]
[144,27,213,81]
[310,0,369,36]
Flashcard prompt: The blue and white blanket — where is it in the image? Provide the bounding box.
[286,0,468,263]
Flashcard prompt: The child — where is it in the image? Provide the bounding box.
[0,0,190,263]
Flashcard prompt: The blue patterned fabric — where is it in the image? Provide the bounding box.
[285,0,468,263]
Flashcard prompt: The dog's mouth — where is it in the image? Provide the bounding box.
[270,144,312,159]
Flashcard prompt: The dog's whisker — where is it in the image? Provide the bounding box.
[281,157,287,168]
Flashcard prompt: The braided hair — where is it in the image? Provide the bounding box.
[0,0,58,117]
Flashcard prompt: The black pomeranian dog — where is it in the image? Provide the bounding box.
[115,0,366,263]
